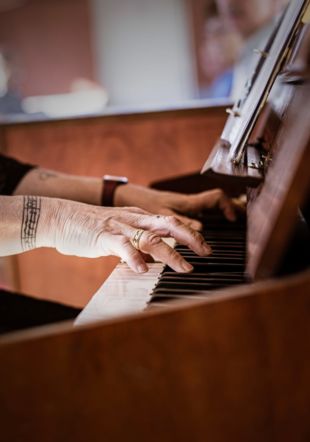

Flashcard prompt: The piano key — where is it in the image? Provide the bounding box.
[150,288,229,302]
[148,211,247,306]
[165,262,245,273]
[176,250,245,258]
[161,271,246,279]
[155,281,243,290]
[150,293,209,302]
[159,276,245,285]
[179,257,245,265]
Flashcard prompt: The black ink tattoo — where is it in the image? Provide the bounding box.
[21,196,42,251]
[39,171,57,181]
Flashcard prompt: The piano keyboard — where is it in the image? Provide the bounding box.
[148,212,247,305]
[75,212,247,325]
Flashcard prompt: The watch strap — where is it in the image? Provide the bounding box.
[101,175,128,206]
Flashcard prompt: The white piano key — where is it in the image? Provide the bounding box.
[75,262,164,325]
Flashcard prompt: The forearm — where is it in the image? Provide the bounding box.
[0,195,213,273]
[0,195,56,256]
[13,167,102,206]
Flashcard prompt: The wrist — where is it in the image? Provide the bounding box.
[101,175,128,206]
[36,197,62,249]
[113,182,140,207]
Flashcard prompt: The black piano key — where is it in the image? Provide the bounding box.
[202,227,245,233]
[153,285,222,293]
[159,277,245,285]
[175,248,245,254]
[152,288,213,296]
[204,234,244,238]
[161,272,245,280]
[150,293,208,302]
[180,257,245,265]
[155,281,242,290]
[176,251,245,258]
[179,245,245,251]
[167,262,244,272]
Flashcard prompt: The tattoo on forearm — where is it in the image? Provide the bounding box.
[39,171,57,181]
[21,196,42,251]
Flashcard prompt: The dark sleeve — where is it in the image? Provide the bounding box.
[0,154,36,195]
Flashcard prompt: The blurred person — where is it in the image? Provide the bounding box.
[0,49,24,115]
[216,0,289,99]
[0,153,239,333]
[199,1,241,98]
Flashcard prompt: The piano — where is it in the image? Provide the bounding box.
[76,0,310,324]
[0,1,310,441]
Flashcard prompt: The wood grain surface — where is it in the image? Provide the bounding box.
[0,269,309,442]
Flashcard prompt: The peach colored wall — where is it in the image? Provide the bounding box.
[0,0,95,96]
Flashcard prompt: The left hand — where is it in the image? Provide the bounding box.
[114,184,238,230]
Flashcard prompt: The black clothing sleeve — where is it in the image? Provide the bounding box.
[0,289,81,334]
[0,153,36,196]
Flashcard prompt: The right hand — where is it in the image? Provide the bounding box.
[40,199,212,274]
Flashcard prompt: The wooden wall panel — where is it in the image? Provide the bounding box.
[1,104,227,306]
[0,0,95,96]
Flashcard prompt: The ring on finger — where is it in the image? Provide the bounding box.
[131,229,145,250]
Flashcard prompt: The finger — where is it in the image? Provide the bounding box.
[102,222,149,273]
[121,206,151,215]
[217,191,237,221]
[232,194,247,212]
[110,223,192,273]
[134,214,212,256]
[139,231,193,273]
[188,189,236,221]
[113,235,149,273]
[160,208,203,231]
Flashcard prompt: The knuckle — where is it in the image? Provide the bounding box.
[147,233,162,247]
[214,188,224,198]
[104,216,114,229]
[193,229,203,240]
[119,236,129,247]
[166,215,182,227]
[191,230,204,244]
[167,247,179,260]
[127,248,140,260]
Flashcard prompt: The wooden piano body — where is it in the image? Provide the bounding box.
[1,5,310,440]
[0,271,309,442]
[0,87,309,442]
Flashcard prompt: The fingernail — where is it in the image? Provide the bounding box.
[192,221,203,231]
[138,264,148,273]
[227,211,236,222]
[203,243,212,255]
[181,261,194,273]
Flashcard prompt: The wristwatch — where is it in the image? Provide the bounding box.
[101,175,128,206]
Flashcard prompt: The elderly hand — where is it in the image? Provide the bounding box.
[114,184,238,230]
[40,198,212,273]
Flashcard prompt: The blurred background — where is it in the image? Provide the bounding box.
[0,0,288,117]
[0,0,290,304]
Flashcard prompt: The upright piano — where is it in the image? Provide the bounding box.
[0,1,310,441]
[77,0,310,324]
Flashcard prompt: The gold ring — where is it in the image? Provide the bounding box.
[131,229,145,250]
